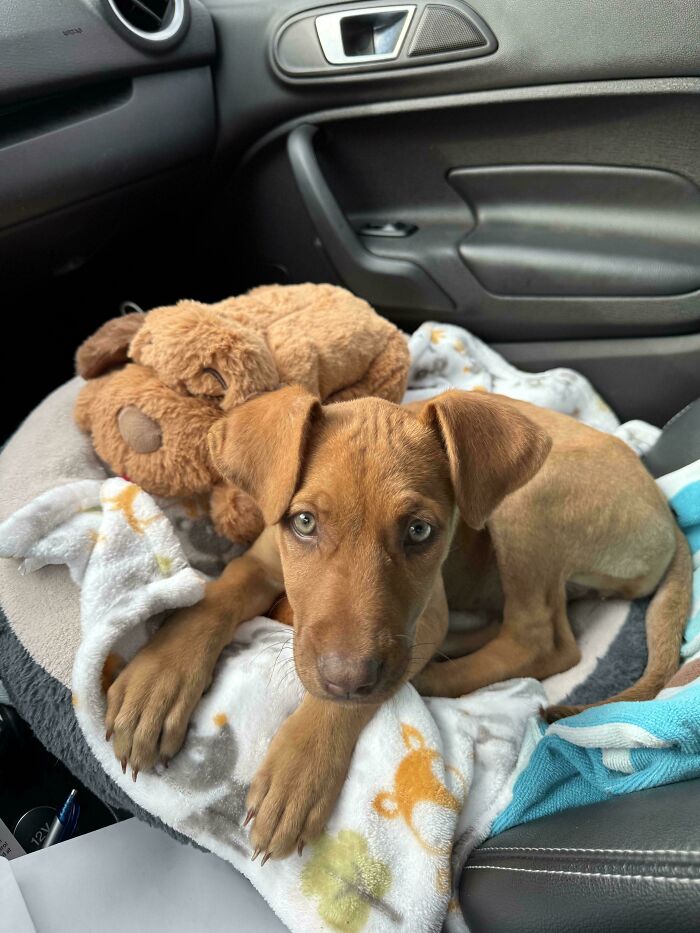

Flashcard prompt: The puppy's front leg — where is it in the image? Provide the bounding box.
[246,696,378,862]
[105,527,284,776]
[248,578,450,861]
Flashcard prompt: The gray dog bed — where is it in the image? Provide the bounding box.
[0,380,648,821]
[0,380,199,845]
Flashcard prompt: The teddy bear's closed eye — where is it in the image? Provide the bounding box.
[203,368,228,391]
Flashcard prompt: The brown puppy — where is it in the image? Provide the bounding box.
[105,386,691,861]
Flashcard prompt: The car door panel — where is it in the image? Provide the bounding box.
[200,0,700,421]
[237,85,700,335]
[2,0,698,430]
[207,0,700,151]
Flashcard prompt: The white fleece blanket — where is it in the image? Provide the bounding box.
[405,322,659,455]
[0,322,664,933]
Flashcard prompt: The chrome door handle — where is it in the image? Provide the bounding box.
[315,6,416,65]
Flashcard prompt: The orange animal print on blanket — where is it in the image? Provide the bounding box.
[372,723,462,856]
[102,484,161,536]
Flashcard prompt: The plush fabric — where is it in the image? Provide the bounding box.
[0,378,244,687]
[75,365,222,498]
[405,321,660,455]
[74,284,410,549]
[75,311,145,380]
[129,301,281,406]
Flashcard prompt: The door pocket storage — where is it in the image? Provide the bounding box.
[450,165,700,297]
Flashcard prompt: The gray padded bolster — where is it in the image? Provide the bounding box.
[643,398,700,478]
[461,779,700,933]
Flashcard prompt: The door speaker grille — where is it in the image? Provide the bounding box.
[408,5,487,56]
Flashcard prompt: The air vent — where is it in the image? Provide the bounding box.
[105,0,188,46]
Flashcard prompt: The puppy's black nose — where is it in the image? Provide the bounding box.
[318,654,382,698]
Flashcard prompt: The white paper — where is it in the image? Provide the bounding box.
[0,858,36,933]
[7,818,287,933]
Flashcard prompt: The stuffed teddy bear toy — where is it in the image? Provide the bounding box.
[74,283,409,561]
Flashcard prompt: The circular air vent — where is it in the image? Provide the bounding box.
[104,0,189,48]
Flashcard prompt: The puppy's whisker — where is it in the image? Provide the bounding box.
[252,639,290,663]
[266,594,289,617]
[277,668,299,692]
[267,641,293,689]
[273,655,299,690]
[430,649,452,663]
[276,662,297,681]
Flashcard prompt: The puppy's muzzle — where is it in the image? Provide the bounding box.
[317,653,383,700]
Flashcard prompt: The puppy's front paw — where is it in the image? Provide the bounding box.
[105,631,214,777]
[246,723,346,862]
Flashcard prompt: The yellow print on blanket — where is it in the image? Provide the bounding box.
[301,829,400,932]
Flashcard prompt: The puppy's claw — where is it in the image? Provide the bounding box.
[105,728,113,742]
[243,808,255,828]
[132,768,139,783]
[121,757,127,775]
[261,852,272,867]
[297,841,305,857]
[251,847,261,862]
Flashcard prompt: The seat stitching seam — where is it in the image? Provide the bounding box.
[477,846,700,857]
[465,865,700,883]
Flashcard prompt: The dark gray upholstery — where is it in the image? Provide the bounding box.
[643,398,700,478]
[461,779,700,933]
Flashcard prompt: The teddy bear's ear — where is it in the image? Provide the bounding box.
[75,312,146,379]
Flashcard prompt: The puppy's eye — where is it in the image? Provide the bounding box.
[291,512,317,537]
[406,519,432,545]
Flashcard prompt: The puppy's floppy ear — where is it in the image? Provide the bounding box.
[421,390,552,530]
[208,385,321,526]
[75,312,146,379]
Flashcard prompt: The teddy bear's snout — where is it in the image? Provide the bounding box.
[117,406,163,454]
